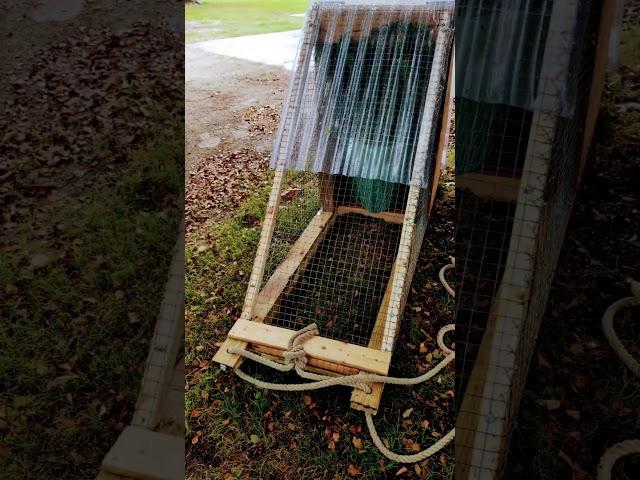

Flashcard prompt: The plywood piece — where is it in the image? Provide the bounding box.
[228,320,392,375]
[101,427,184,480]
[456,173,521,202]
[336,205,404,224]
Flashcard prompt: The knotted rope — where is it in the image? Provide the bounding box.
[227,261,456,464]
[598,279,640,480]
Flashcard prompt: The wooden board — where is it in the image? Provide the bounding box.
[253,211,335,320]
[430,46,455,213]
[579,0,616,178]
[227,320,392,375]
[318,8,450,43]
[101,427,184,480]
[252,344,360,376]
[350,263,397,414]
[335,205,404,224]
[456,173,521,202]
[132,232,184,429]
[213,211,334,369]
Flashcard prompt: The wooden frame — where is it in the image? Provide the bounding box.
[214,8,454,416]
[456,1,615,477]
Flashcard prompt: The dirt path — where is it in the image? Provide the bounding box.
[185,45,290,173]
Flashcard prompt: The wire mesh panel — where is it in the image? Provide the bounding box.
[455,0,611,477]
[212,1,455,420]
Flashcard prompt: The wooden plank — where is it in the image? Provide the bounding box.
[227,319,392,375]
[350,263,397,414]
[213,169,287,369]
[101,426,184,480]
[336,205,404,224]
[318,173,336,212]
[132,232,184,429]
[430,46,455,213]
[456,173,521,202]
[579,0,616,178]
[456,2,581,476]
[253,210,335,320]
[382,15,451,353]
[252,344,360,376]
[318,8,450,43]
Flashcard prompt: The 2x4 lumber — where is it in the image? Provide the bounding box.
[456,173,521,203]
[336,205,404,224]
[382,15,451,353]
[132,231,184,429]
[318,173,336,212]
[579,0,616,178]
[350,263,397,414]
[227,319,392,376]
[430,46,455,213]
[456,1,581,476]
[253,211,335,320]
[213,210,334,369]
[100,426,184,480]
[252,344,360,376]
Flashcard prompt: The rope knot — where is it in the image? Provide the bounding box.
[283,323,319,367]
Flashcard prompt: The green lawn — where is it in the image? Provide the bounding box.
[186,0,308,43]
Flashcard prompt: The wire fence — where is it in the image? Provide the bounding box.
[455,0,607,476]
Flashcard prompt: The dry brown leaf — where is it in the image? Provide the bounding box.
[402,408,414,418]
[347,464,361,477]
[395,466,408,476]
[352,436,364,450]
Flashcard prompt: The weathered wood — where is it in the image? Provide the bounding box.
[336,205,404,224]
[100,427,184,480]
[456,173,521,202]
[318,173,336,212]
[227,320,392,375]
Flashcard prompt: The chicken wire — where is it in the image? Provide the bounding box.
[455,0,605,477]
[245,0,453,352]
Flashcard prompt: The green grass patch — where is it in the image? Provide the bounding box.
[0,138,183,479]
[185,173,455,479]
[186,0,307,43]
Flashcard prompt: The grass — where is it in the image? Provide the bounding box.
[185,170,456,479]
[0,139,183,479]
[185,0,308,43]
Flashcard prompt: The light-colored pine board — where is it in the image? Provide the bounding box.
[382,16,451,353]
[252,344,360,376]
[132,232,184,430]
[336,205,404,224]
[227,320,392,375]
[350,263,397,414]
[100,427,184,480]
[579,0,616,178]
[253,210,335,320]
[456,2,581,476]
[430,46,455,213]
[456,173,521,202]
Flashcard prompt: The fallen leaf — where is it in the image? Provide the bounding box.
[303,395,312,406]
[402,408,414,418]
[352,436,364,450]
[539,399,561,410]
[347,464,361,477]
[395,466,408,476]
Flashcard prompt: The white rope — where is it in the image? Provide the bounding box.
[597,279,640,480]
[229,261,456,464]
